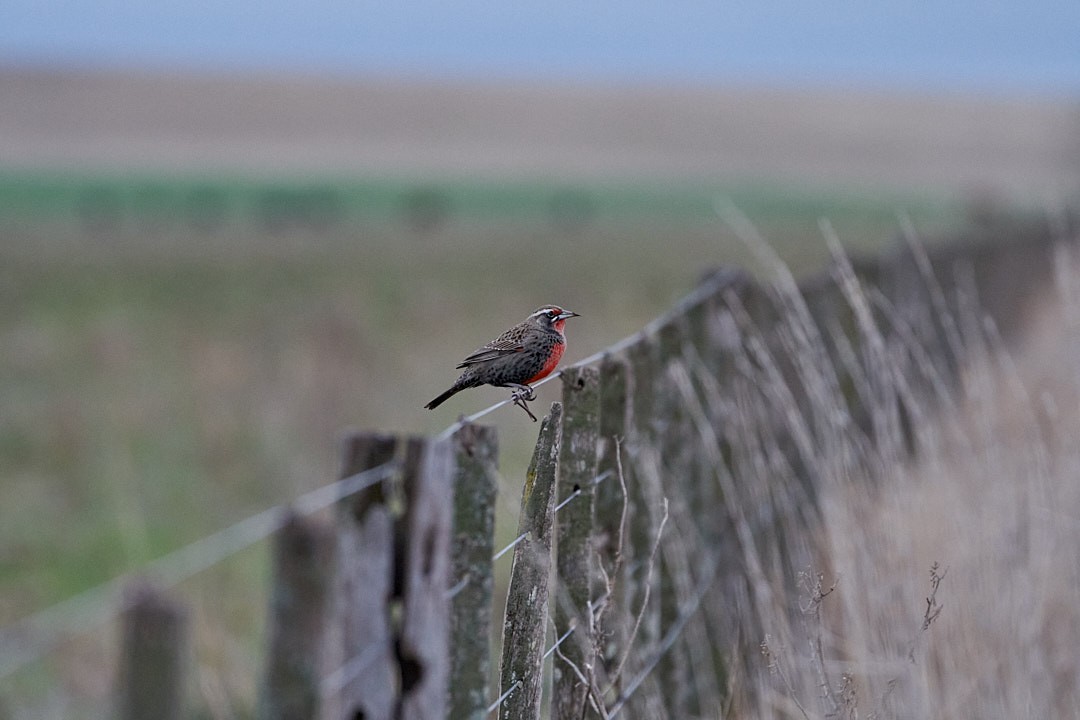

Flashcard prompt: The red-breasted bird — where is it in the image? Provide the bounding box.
[425,305,580,420]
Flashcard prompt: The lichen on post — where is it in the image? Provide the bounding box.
[498,403,562,720]
[553,366,601,720]
[447,422,499,720]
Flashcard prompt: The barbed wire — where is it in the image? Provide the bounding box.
[606,557,721,717]
[444,468,613,601]
[320,644,382,700]
[3,269,733,689]
[485,623,578,716]
[0,460,398,680]
[486,679,522,716]
[327,553,586,716]
[480,551,719,718]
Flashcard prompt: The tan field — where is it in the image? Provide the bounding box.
[1,66,1078,200]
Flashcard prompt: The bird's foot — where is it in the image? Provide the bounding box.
[508,383,536,402]
[510,389,538,422]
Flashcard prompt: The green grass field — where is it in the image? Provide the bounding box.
[0,173,967,716]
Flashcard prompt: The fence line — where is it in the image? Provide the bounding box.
[5,213,1074,718]
[607,555,722,718]
[0,461,398,681]
[0,290,675,695]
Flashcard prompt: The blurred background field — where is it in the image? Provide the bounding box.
[0,172,967,718]
[0,168,962,609]
[2,1,1080,716]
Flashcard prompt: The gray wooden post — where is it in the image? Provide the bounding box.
[498,403,563,720]
[398,437,455,720]
[595,356,629,581]
[331,432,399,720]
[627,332,657,443]
[116,583,188,720]
[593,355,630,701]
[620,337,664,717]
[684,274,752,705]
[654,316,689,467]
[686,269,752,378]
[653,319,698,718]
[553,366,601,720]
[447,423,499,720]
[258,511,335,720]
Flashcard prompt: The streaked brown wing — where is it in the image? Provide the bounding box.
[455,331,524,368]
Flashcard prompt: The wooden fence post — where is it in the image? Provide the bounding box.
[653,318,698,718]
[627,333,657,443]
[595,356,629,584]
[116,583,188,720]
[592,355,631,706]
[686,269,752,379]
[330,432,399,720]
[499,403,563,720]
[398,437,455,720]
[257,511,335,720]
[682,274,755,704]
[620,337,665,718]
[447,423,499,720]
[553,366,601,720]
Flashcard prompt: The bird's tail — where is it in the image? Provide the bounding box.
[425,385,462,410]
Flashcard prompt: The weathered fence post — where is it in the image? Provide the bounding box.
[116,583,188,720]
[595,355,629,584]
[553,366,601,720]
[621,337,665,717]
[593,354,630,703]
[654,317,698,718]
[686,268,752,379]
[330,432,399,720]
[258,511,335,720]
[499,403,563,720]
[398,437,455,720]
[447,423,499,720]
[680,273,756,705]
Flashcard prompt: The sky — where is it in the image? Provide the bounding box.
[2,1,1079,96]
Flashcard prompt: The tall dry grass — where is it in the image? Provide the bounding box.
[727,233,1080,718]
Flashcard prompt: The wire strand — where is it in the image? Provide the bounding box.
[606,558,721,717]
[321,644,383,699]
[486,680,522,715]
[486,623,577,716]
[445,469,613,600]
[0,461,398,680]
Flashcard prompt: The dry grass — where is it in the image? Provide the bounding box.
[735,240,1080,718]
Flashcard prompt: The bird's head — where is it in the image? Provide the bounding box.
[528,305,580,334]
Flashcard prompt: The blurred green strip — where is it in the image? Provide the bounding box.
[0,170,959,227]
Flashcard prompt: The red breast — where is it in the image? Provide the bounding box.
[524,341,565,384]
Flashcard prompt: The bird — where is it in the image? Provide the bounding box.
[425,305,580,421]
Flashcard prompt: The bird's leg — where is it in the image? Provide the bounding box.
[504,384,538,422]
[506,383,537,402]
[494,383,538,421]
[510,392,538,422]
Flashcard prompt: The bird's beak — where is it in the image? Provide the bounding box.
[557,310,580,321]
